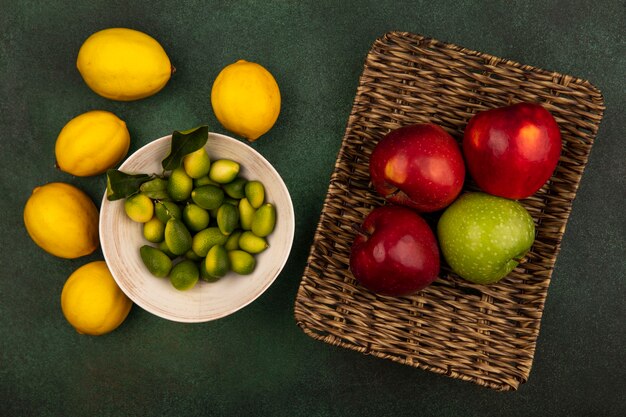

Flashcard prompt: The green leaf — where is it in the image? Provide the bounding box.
[106,169,153,201]
[139,177,170,200]
[161,125,209,171]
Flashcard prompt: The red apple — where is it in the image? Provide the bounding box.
[349,205,440,296]
[369,123,465,213]
[463,102,562,199]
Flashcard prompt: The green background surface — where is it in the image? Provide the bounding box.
[1,1,624,416]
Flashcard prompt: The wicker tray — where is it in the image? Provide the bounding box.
[293,32,605,391]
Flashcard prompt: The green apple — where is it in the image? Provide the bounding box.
[437,192,535,284]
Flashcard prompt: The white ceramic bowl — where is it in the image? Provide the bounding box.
[99,133,295,323]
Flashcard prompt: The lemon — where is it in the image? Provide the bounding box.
[140,245,172,278]
[205,245,229,278]
[55,110,130,177]
[211,60,281,141]
[143,217,166,242]
[184,249,203,261]
[24,182,99,259]
[209,159,240,184]
[155,200,182,223]
[228,250,256,275]
[61,261,132,335]
[238,198,255,231]
[244,181,265,209]
[194,175,218,188]
[164,218,192,256]
[158,240,176,258]
[192,227,228,257]
[199,261,220,283]
[225,230,243,251]
[224,197,240,206]
[182,203,210,232]
[216,203,239,236]
[223,177,247,199]
[170,260,199,291]
[238,231,268,254]
[183,148,211,179]
[167,167,193,201]
[77,28,172,101]
[191,185,224,210]
[251,203,276,237]
[124,193,154,223]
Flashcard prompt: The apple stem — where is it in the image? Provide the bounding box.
[386,186,409,201]
[384,185,400,198]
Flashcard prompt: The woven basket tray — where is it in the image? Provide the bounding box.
[294,32,605,391]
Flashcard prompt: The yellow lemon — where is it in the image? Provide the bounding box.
[55,110,130,176]
[211,60,281,141]
[61,261,132,335]
[77,27,172,101]
[124,193,154,223]
[23,182,99,259]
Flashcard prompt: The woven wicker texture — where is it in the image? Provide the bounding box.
[294,32,605,391]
